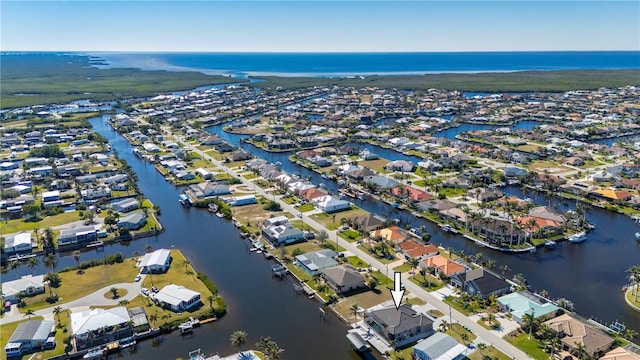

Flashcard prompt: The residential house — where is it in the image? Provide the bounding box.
[544,314,615,359]
[350,214,385,232]
[195,168,214,180]
[57,225,99,247]
[396,241,439,261]
[111,198,139,213]
[370,226,406,244]
[412,332,467,360]
[312,195,351,213]
[71,307,133,351]
[391,186,432,203]
[117,212,147,230]
[295,249,338,276]
[188,181,231,198]
[1,275,45,303]
[262,224,305,246]
[4,232,33,255]
[321,265,366,294]
[497,291,560,324]
[152,284,202,312]
[600,347,640,360]
[300,187,328,201]
[347,168,375,181]
[364,304,435,348]
[175,170,195,181]
[363,175,399,189]
[385,160,415,173]
[136,248,172,273]
[450,268,510,299]
[81,187,110,200]
[225,195,257,206]
[104,174,128,184]
[229,150,252,162]
[4,320,55,357]
[359,149,379,160]
[420,256,466,277]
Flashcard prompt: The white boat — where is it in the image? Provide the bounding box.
[439,224,453,232]
[567,231,587,243]
[83,347,105,359]
[545,240,556,248]
[215,212,224,218]
[179,321,194,334]
[635,232,640,240]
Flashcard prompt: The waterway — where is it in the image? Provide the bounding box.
[432,120,542,140]
[4,116,373,360]
[207,123,640,332]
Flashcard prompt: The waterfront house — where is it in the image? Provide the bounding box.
[136,248,172,273]
[111,198,139,213]
[71,307,133,351]
[363,175,399,189]
[294,249,338,276]
[175,170,195,181]
[364,304,435,348]
[1,275,45,303]
[4,320,55,357]
[104,174,129,184]
[369,226,406,244]
[420,256,466,277]
[350,214,385,232]
[450,268,510,300]
[347,168,375,181]
[359,149,379,160]
[262,224,305,246]
[188,181,231,198]
[300,187,328,201]
[321,265,366,294]
[312,195,351,213]
[225,194,257,206]
[391,186,433,203]
[153,284,202,312]
[80,186,110,200]
[385,160,415,173]
[396,241,439,261]
[264,216,289,227]
[3,232,33,255]
[412,332,467,360]
[57,225,99,247]
[117,212,147,230]
[544,313,614,359]
[497,291,560,324]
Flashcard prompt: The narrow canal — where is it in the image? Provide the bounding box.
[207,122,640,332]
[5,116,374,360]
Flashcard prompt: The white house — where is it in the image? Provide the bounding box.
[111,198,139,213]
[81,187,110,200]
[57,225,99,247]
[136,248,172,273]
[104,174,128,184]
[312,195,351,213]
[70,307,132,350]
[117,212,147,230]
[142,143,161,153]
[4,232,33,255]
[1,275,45,303]
[152,284,201,312]
[225,195,257,206]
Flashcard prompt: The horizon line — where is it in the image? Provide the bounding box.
[2,49,640,54]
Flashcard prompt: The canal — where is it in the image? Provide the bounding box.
[207,122,640,332]
[5,116,374,360]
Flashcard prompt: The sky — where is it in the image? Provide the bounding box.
[1,1,639,52]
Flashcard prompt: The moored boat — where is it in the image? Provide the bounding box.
[545,240,556,248]
[635,232,640,241]
[567,231,587,243]
[83,347,105,359]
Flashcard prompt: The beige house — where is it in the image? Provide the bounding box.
[321,265,366,294]
[544,314,614,359]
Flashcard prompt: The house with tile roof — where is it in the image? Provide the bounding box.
[544,313,614,359]
[420,255,466,277]
[370,226,406,244]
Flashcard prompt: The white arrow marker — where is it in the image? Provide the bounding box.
[390,271,405,310]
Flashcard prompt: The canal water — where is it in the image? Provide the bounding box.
[207,123,640,332]
[4,116,375,360]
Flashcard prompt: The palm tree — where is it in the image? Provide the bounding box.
[110,287,119,299]
[521,311,537,339]
[477,342,487,356]
[256,337,284,360]
[349,304,360,322]
[230,330,248,354]
[500,264,510,276]
[623,328,638,341]
[149,314,159,328]
[460,332,469,346]
[183,259,191,273]
[24,309,36,319]
[408,257,420,274]
[44,253,57,271]
[419,268,427,282]
[438,320,449,332]
[549,337,561,360]
[571,341,589,360]
[53,306,63,326]
[43,228,55,249]
[9,260,21,275]
[207,295,215,310]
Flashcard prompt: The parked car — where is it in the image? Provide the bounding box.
[135,275,141,282]
[141,288,150,296]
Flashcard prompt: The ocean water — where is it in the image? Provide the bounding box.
[89,51,640,77]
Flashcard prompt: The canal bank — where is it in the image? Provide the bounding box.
[205,121,640,333]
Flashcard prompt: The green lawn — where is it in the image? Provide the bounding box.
[134,250,220,327]
[626,286,640,309]
[19,257,140,312]
[504,333,549,360]
[310,207,368,230]
[289,220,314,232]
[409,274,444,291]
[345,256,368,269]
[445,323,477,345]
[296,203,316,212]
[467,345,512,360]
[2,211,83,235]
[338,229,363,242]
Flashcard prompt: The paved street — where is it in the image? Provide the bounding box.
[178,136,531,359]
